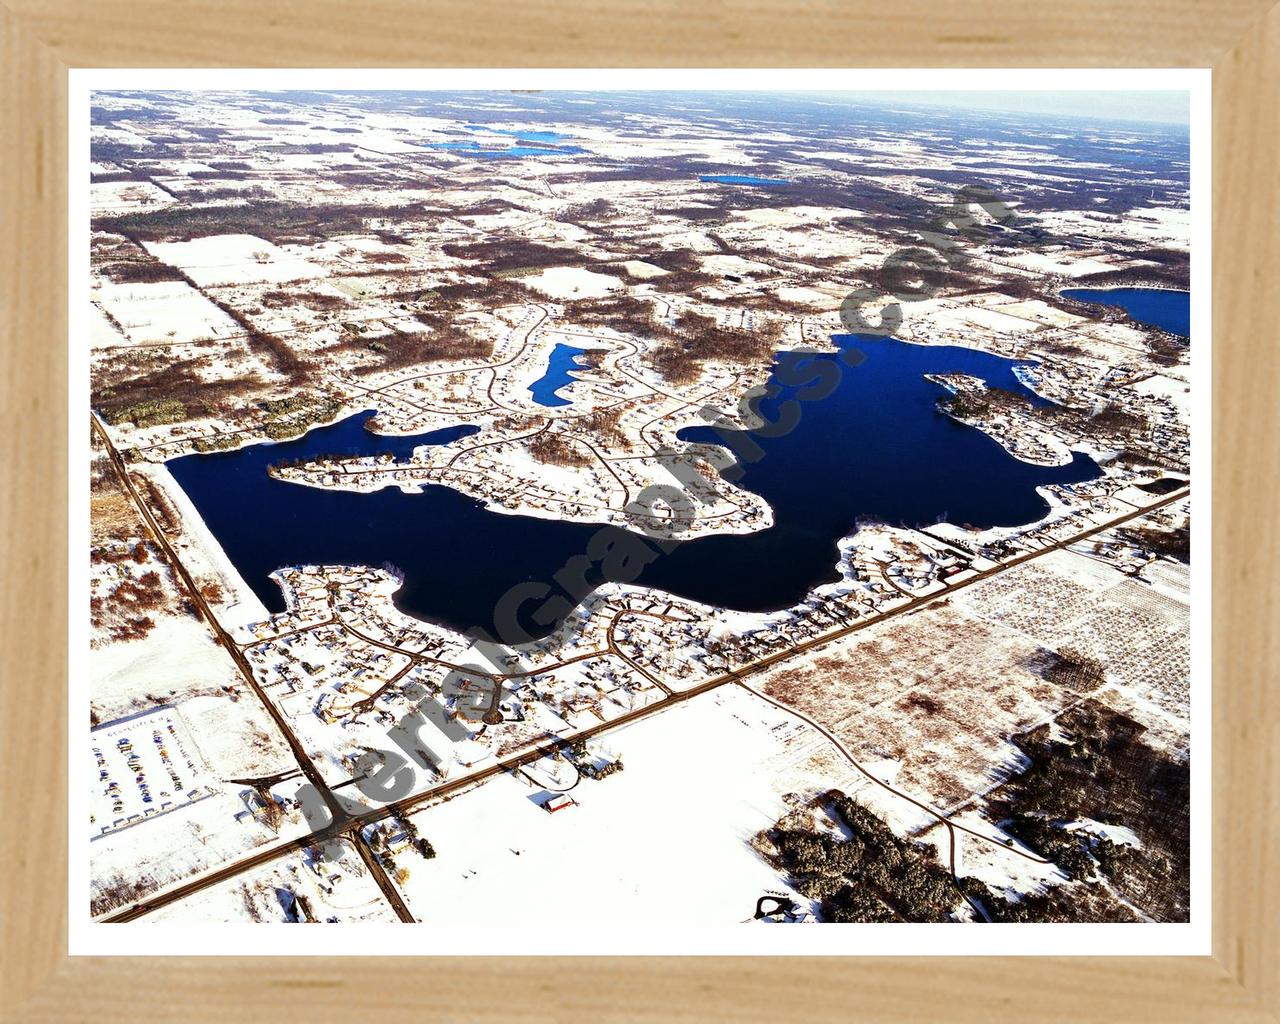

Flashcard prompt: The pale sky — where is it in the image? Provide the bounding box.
[846,90,1190,126]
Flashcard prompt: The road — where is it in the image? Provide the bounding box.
[92,415,411,922]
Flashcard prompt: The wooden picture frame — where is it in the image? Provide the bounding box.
[2,2,1275,1019]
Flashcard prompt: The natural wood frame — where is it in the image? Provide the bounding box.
[2,2,1276,1020]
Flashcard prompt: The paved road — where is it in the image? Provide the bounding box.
[92,416,409,922]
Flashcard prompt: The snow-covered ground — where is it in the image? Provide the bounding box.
[614,259,669,279]
[93,280,240,345]
[90,612,240,723]
[1129,372,1192,417]
[90,179,177,214]
[390,686,876,924]
[520,266,623,299]
[143,234,326,287]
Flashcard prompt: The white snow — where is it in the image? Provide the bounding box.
[393,686,870,923]
[143,234,326,287]
[1130,373,1191,417]
[614,260,669,279]
[520,266,623,299]
[93,280,241,345]
[90,613,241,723]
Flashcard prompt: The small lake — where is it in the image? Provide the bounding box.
[426,140,585,159]
[168,337,1098,643]
[700,174,790,186]
[529,342,587,408]
[1061,287,1190,338]
[466,125,571,143]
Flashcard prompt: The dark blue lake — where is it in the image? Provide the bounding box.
[528,342,587,408]
[700,174,790,186]
[167,337,1098,643]
[1061,287,1190,338]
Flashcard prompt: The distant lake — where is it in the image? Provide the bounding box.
[426,139,585,159]
[700,174,790,186]
[1061,287,1190,339]
[168,337,1097,643]
[529,342,587,408]
[465,125,571,143]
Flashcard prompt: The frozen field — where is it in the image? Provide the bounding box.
[94,280,241,346]
[391,686,873,924]
[143,234,326,287]
[520,265,622,299]
[90,608,241,723]
[757,602,1073,811]
[954,549,1190,723]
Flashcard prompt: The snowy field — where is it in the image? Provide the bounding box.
[520,266,622,299]
[954,549,1190,724]
[143,234,326,287]
[90,179,177,214]
[756,601,1073,812]
[614,259,669,279]
[90,612,241,723]
[391,686,878,924]
[93,279,241,346]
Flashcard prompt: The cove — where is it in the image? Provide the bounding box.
[529,342,587,408]
[166,337,1099,644]
[1061,287,1189,339]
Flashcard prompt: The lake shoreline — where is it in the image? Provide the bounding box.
[165,335,1102,640]
[1059,285,1191,338]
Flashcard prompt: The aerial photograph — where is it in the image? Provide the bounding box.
[85,86,1194,931]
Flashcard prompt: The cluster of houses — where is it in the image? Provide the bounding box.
[227,443,1187,802]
